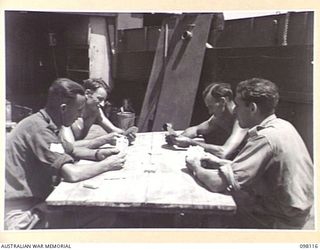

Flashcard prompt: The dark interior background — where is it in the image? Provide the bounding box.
[5,11,313,157]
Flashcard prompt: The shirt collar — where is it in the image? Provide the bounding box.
[248,114,277,137]
[259,114,277,127]
[39,109,60,135]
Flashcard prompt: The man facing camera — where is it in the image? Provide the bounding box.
[5,78,126,230]
[60,78,136,149]
[186,78,313,229]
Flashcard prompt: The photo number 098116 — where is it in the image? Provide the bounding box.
[299,244,319,249]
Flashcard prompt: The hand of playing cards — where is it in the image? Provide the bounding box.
[163,123,178,146]
[123,126,138,144]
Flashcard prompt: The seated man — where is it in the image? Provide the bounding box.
[61,78,136,149]
[185,78,314,229]
[166,82,247,159]
[5,78,126,230]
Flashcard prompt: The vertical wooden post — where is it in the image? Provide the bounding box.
[88,16,114,88]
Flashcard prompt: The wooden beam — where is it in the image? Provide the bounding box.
[138,14,213,132]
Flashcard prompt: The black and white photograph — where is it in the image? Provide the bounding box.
[3,9,315,232]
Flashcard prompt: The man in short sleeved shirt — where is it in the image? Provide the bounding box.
[5,109,74,201]
[185,78,314,229]
[5,78,86,230]
[5,78,127,230]
[220,114,313,228]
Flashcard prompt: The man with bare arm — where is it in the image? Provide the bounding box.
[5,78,126,229]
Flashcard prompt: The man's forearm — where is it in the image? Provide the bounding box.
[61,161,110,183]
[180,126,198,138]
[72,147,97,161]
[194,167,228,193]
[73,136,109,149]
[73,139,92,148]
[189,140,225,158]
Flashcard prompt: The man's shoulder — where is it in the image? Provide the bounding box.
[33,110,52,124]
[255,117,299,145]
[208,114,235,130]
[247,117,293,139]
[13,112,40,129]
[260,117,294,133]
[14,111,54,136]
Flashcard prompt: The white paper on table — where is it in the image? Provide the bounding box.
[115,136,129,153]
[186,145,205,158]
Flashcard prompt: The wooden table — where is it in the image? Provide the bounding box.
[46,132,236,227]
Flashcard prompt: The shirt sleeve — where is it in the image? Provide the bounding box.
[30,129,74,171]
[219,135,273,191]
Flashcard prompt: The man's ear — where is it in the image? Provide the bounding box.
[249,102,258,113]
[85,89,92,96]
[60,103,67,112]
[219,97,227,105]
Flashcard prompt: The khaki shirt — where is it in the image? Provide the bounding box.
[5,109,74,200]
[220,115,313,228]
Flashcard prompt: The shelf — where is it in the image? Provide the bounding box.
[67,69,89,73]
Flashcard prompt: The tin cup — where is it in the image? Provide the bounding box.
[116,112,135,130]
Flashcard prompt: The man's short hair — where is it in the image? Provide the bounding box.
[236,78,279,115]
[46,78,85,109]
[202,82,233,100]
[83,78,111,93]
